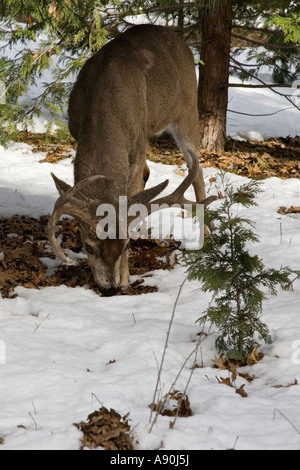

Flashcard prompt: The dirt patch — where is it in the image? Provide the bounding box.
[0,215,181,298]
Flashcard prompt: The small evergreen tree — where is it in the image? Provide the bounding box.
[183,176,299,363]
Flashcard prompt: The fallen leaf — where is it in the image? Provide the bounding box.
[236,384,248,398]
[149,390,192,418]
[272,379,298,389]
[74,407,134,450]
[247,346,261,366]
[213,357,228,370]
[278,206,300,215]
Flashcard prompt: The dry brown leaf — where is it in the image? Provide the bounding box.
[278,206,300,215]
[236,384,248,398]
[217,375,248,397]
[272,379,298,389]
[238,372,255,383]
[216,376,233,387]
[149,390,192,418]
[74,407,134,450]
[213,357,228,370]
[231,366,238,382]
[247,346,260,366]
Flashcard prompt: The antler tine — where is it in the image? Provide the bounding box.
[47,199,97,265]
[47,202,74,265]
[147,157,201,211]
[146,159,219,213]
[47,174,106,264]
[51,173,106,201]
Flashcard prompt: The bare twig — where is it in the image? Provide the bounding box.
[273,408,300,435]
[28,412,38,430]
[33,312,52,333]
[229,83,287,88]
[228,106,295,117]
[91,392,104,409]
[149,275,189,428]
[231,32,299,50]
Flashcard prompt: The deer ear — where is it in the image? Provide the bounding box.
[51,172,72,196]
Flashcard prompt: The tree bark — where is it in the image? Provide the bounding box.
[198,0,233,151]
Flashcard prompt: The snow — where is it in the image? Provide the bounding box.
[1,136,300,450]
[227,76,300,140]
[1,36,300,451]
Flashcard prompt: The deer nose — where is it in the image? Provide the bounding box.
[100,286,121,297]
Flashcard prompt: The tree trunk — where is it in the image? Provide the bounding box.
[198,0,233,151]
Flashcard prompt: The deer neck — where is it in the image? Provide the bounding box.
[74,134,129,195]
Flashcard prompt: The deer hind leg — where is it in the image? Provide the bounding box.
[168,122,206,203]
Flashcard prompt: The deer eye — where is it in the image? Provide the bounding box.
[85,244,94,255]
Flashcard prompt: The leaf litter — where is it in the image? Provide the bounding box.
[74,407,135,450]
[149,390,193,418]
[0,215,181,298]
[148,134,300,180]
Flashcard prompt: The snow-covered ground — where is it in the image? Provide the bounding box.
[1,29,300,450]
[1,125,300,450]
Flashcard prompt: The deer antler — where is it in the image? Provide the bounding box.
[133,157,217,214]
[47,174,106,264]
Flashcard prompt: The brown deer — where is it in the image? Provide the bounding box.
[47,24,212,296]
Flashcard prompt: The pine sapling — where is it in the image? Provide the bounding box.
[183,176,299,363]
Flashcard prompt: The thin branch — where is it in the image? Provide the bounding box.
[232,24,274,35]
[273,408,300,435]
[33,312,51,333]
[228,107,295,117]
[168,335,202,429]
[149,275,189,429]
[28,412,38,430]
[230,56,300,112]
[231,32,299,50]
[229,83,287,88]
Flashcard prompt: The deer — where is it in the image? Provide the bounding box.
[47,24,214,296]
